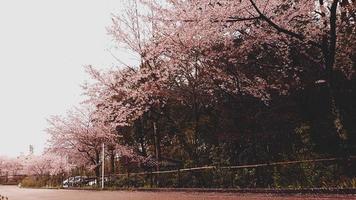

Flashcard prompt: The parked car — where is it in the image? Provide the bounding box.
[87,177,110,186]
[74,176,88,186]
[62,177,75,188]
[63,176,88,187]
[87,178,97,186]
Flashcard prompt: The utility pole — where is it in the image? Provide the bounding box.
[102,143,105,189]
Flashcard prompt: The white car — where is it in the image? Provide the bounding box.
[88,179,97,186]
[62,177,75,188]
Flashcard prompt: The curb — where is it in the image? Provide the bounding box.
[59,187,356,194]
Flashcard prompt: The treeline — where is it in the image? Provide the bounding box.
[43,0,356,188]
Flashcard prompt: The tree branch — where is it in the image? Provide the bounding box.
[249,0,321,48]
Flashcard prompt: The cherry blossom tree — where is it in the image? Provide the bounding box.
[140,0,355,81]
[83,65,164,160]
[46,106,134,178]
[47,107,108,177]
[0,156,23,177]
[105,0,355,155]
[21,153,72,177]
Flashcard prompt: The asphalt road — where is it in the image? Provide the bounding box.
[1,186,356,200]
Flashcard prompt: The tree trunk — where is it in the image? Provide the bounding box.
[110,149,116,174]
[153,121,161,186]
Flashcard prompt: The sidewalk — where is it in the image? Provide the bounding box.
[62,187,356,194]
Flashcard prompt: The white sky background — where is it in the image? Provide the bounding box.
[0,0,138,157]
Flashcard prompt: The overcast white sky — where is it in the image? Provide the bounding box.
[0,0,138,157]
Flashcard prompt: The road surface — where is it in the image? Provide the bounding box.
[1,186,356,200]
